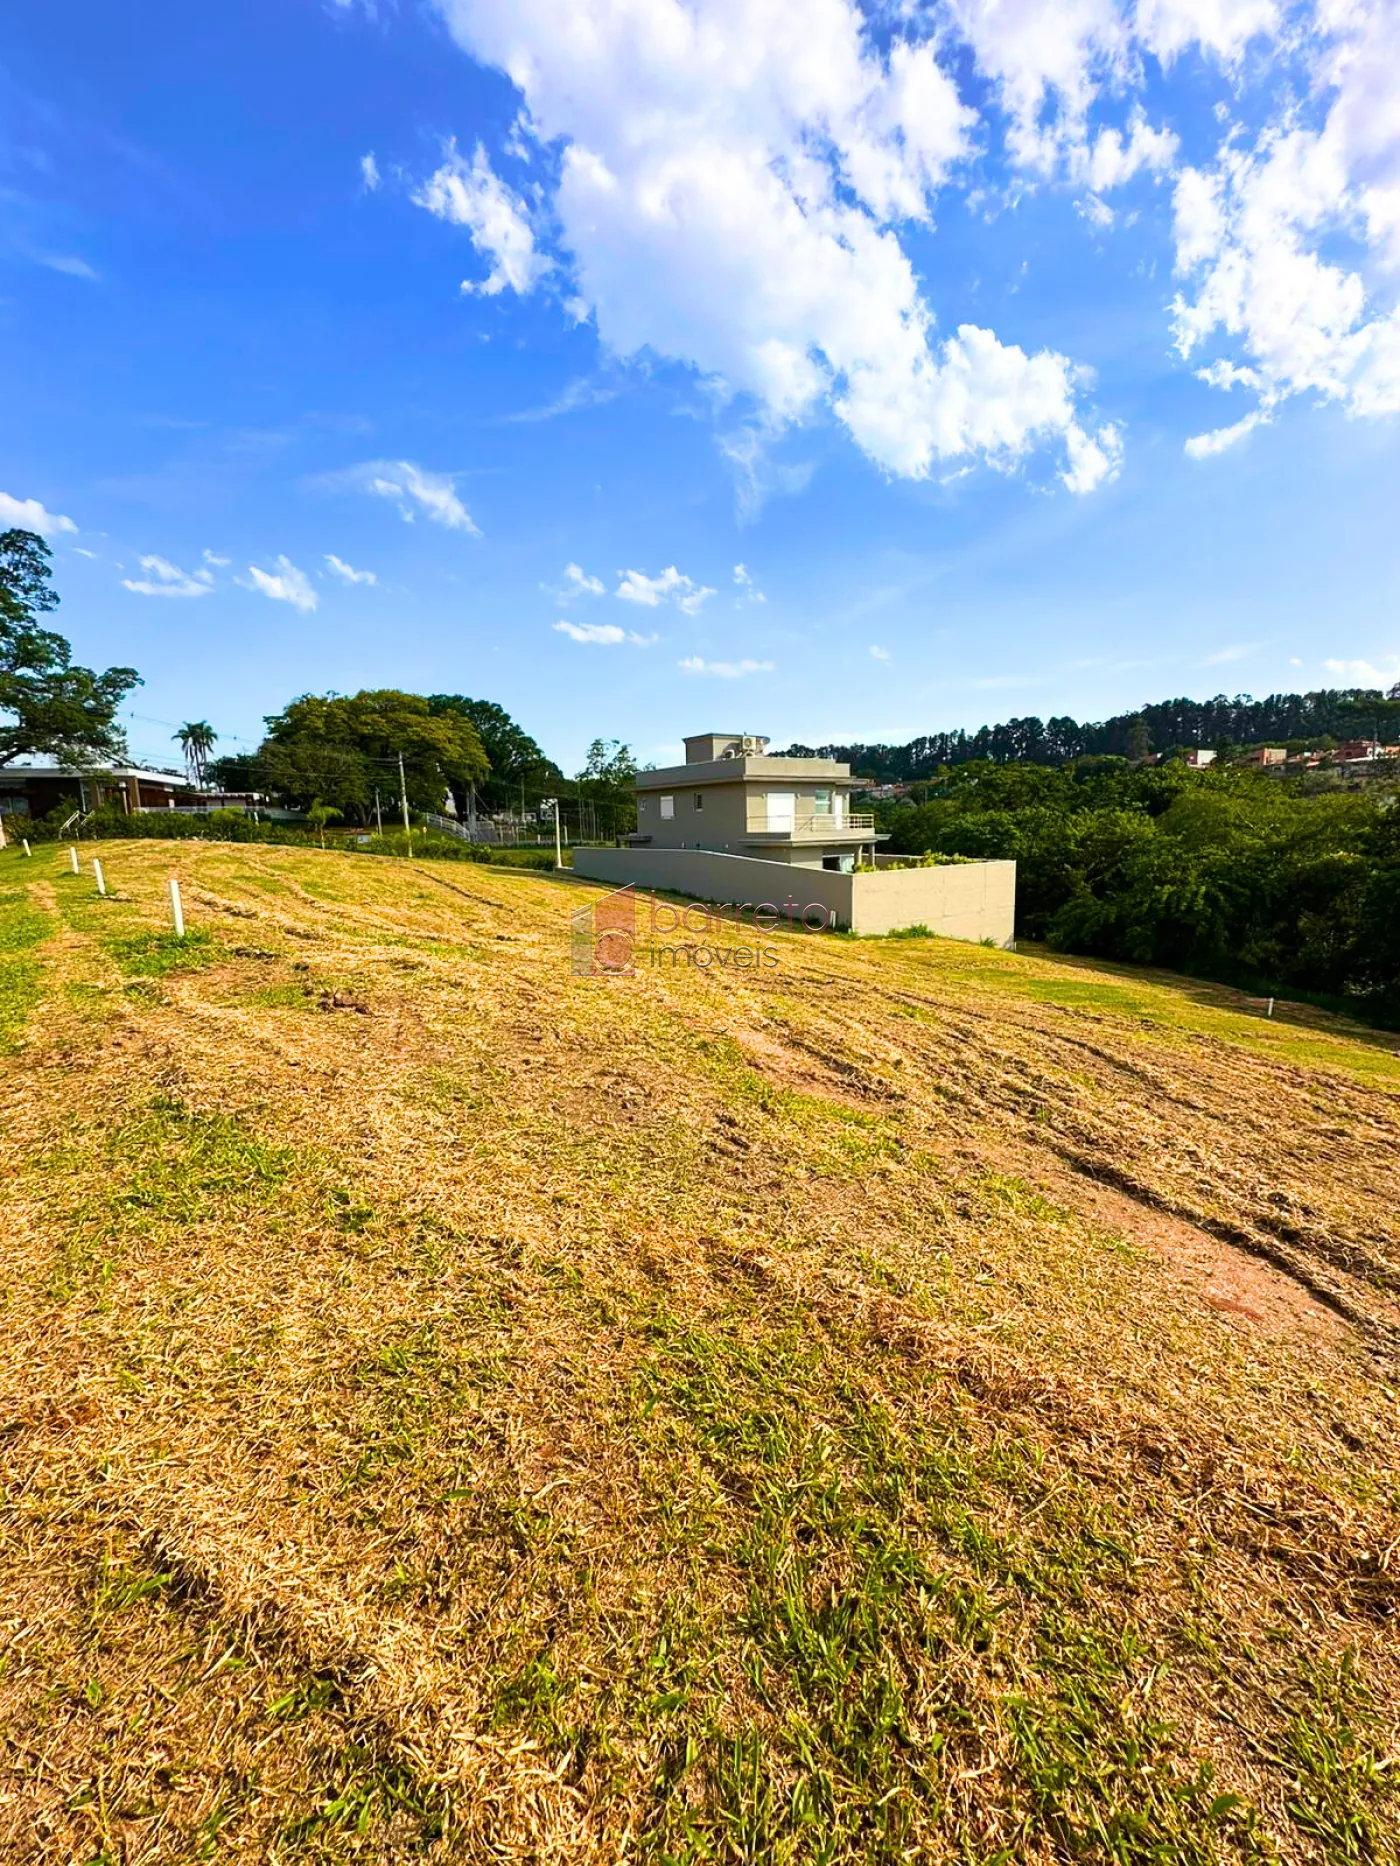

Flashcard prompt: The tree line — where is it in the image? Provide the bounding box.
[879,761,1400,1024]
[785,688,1400,780]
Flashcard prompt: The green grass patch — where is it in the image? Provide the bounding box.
[105,927,224,978]
[0,884,51,1047]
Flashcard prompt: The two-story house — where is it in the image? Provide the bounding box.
[628,732,880,872]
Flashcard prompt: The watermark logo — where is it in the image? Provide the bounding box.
[571,884,637,976]
[570,885,834,977]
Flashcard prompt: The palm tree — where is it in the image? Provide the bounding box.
[175,720,218,787]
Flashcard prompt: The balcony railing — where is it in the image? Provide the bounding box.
[745,810,875,836]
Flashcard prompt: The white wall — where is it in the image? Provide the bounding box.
[572,848,1015,945]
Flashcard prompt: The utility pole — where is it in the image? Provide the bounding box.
[398,751,412,853]
[552,799,562,867]
[374,787,383,836]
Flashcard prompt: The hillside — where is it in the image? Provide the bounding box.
[783,684,1400,776]
[2,840,1399,1864]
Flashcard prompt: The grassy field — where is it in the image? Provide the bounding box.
[2,838,1398,1865]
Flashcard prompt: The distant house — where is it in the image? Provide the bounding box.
[575,729,1017,943]
[0,762,195,820]
[629,732,881,873]
[1334,739,1400,766]
[1244,747,1287,767]
[1184,749,1217,767]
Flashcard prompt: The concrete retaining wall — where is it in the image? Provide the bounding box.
[571,846,1016,945]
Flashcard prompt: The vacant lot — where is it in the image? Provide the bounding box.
[2,840,1398,1865]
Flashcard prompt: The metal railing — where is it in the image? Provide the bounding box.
[745,810,875,835]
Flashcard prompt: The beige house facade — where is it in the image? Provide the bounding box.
[631,732,879,872]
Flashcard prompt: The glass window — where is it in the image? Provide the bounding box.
[813,788,832,816]
[694,792,704,810]
[660,795,675,820]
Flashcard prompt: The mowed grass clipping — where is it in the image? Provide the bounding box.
[1,838,1398,1864]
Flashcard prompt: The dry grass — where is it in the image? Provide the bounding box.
[2,838,1398,1865]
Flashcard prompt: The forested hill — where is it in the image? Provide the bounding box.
[782,686,1400,780]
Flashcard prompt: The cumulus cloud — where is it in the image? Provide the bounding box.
[0,491,77,534]
[331,459,480,533]
[392,0,1400,472]
[1170,1,1400,434]
[616,566,716,614]
[425,0,1119,491]
[361,152,381,192]
[414,140,549,296]
[325,553,377,584]
[560,562,605,599]
[553,619,654,645]
[121,555,215,598]
[244,556,318,613]
[679,655,775,678]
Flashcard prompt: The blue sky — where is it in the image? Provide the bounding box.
[3,0,1398,775]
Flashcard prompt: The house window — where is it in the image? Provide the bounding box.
[660,795,675,820]
[765,791,795,831]
[813,789,832,817]
[694,793,704,811]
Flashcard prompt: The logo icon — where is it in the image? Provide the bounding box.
[571,883,636,976]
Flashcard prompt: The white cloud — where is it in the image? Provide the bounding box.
[679,655,775,678]
[414,140,549,296]
[943,0,1131,177]
[733,563,768,603]
[428,0,1118,492]
[325,552,378,585]
[1136,0,1280,65]
[559,561,605,600]
[361,151,381,191]
[1184,410,1267,456]
[1169,0,1400,431]
[332,459,480,533]
[0,491,77,534]
[40,253,101,282]
[870,645,892,662]
[412,0,1400,477]
[244,556,318,613]
[617,566,716,614]
[1199,641,1258,664]
[203,550,231,566]
[1324,654,1400,686]
[73,546,98,559]
[553,619,655,645]
[121,554,215,599]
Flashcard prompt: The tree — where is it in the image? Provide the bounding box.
[305,800,342,848]
[256,689,488,823]
[175,720,218,786]
[0,529,141,767]
[427,696,562,814]
[575,739,639,839]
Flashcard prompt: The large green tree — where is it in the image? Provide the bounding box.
[427,695,562,814]
[0,529,141,767]
[257,689,488,823]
